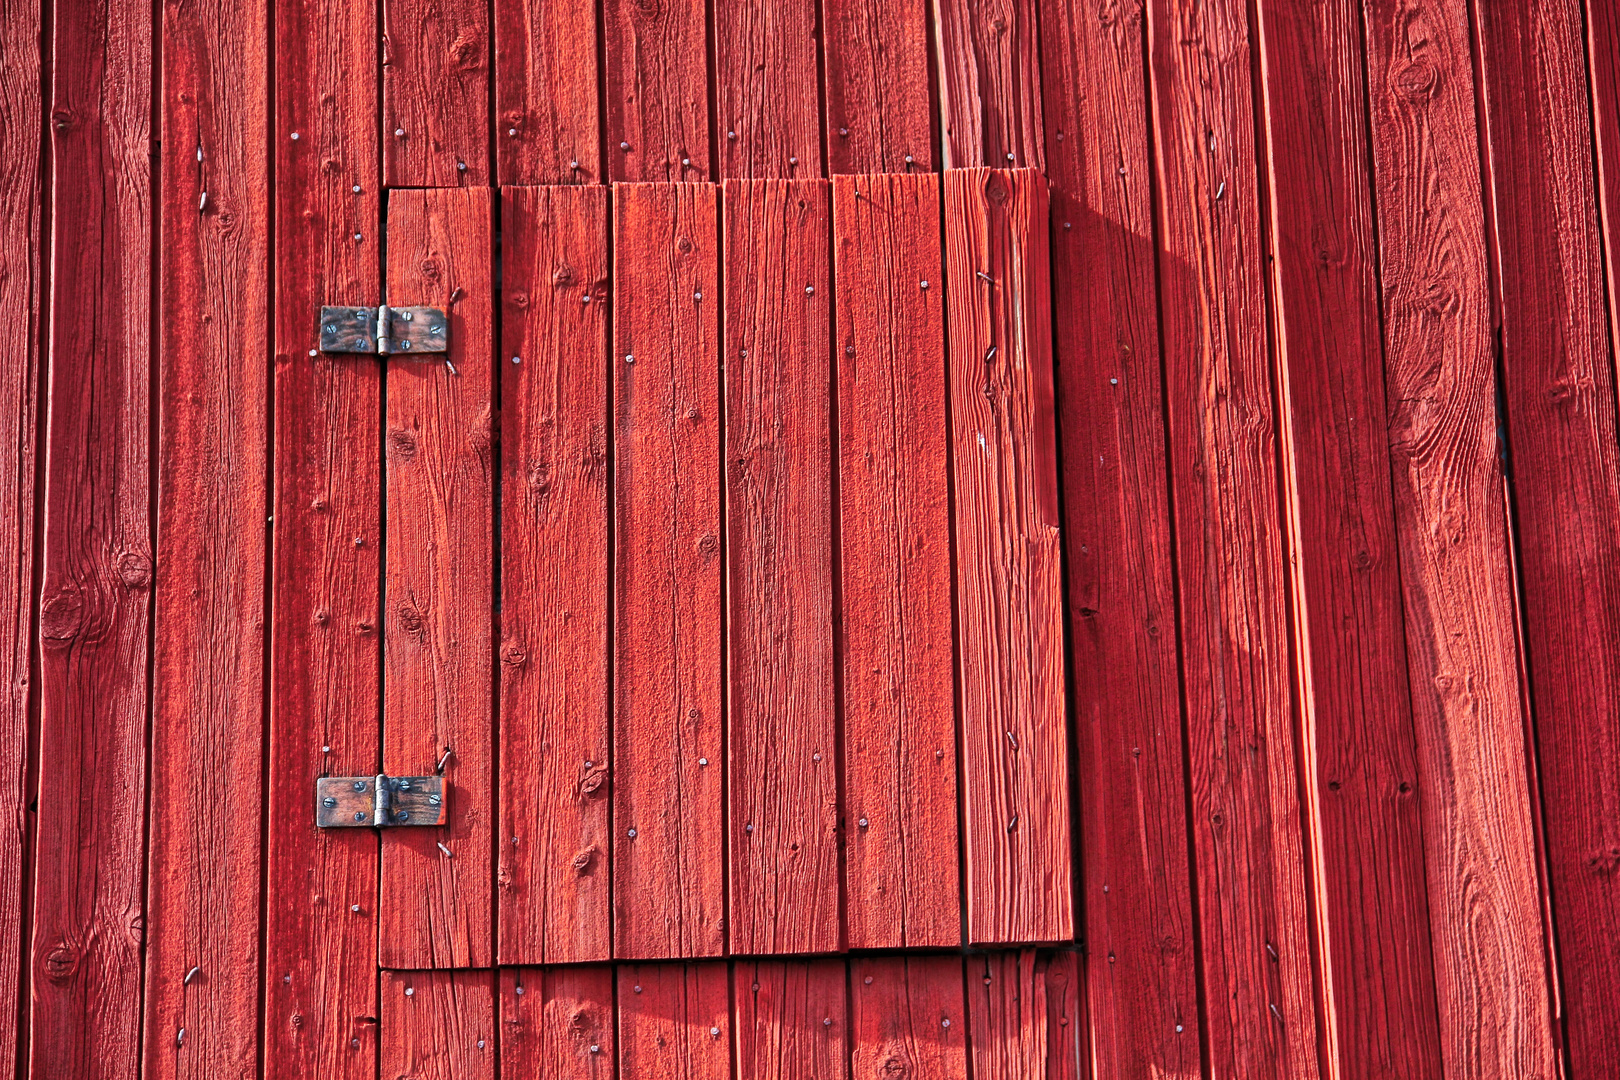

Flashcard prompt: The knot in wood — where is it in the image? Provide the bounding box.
[388,427,418,459]
[42,943,79,981]
[117,550,153,589]
[580,772,605,796]
[39,588,84,642]
[501,641,528,666]
[397,604,425,638]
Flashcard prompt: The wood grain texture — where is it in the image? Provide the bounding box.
[1036,2,1200,1072]
[498,185,611,964]
[965,950,1046,1080]
[1474,0,1620,1072]
[382,187,494,969]
[1595,0,1620,362]
[382,0,489,186]
[612,182,725,959]
[604,0,710,182]
[715,0,822,179]
[723,178,838,955]
[145,0,267,1073]
[932,0,1044,170]
[380,971,495,1079]
[849,956,967,1080]
[1039,951,1086,1079]
[499,966,615,1077]
[1144,0,1322,1072]
[942,168,1072,945]
[617,962,731,1078]
[267,0,383,1065]
[733,959,848,1080]
[1362,0,1559,1075]
[31,0,152,1072]
[831,173,959,950]
[494,0,599,184]
[823,0,933,174]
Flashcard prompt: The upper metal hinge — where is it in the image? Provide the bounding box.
[318,305,449,355]
[316,773,446,828]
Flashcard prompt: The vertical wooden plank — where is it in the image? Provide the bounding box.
[734,959,848,1080]
[612,182,725,959]
[965,950,1044,1080]
[831,173,959,950]
[1474,0,1620,1072]
[932,0,1044,170]
[1036,2,1202,1072]
[942,168,1072,946]
[617,962,732,1078]
[498,185,612,965]
[382,0,489,186]
[1144,0,1322,1073]
[849,956,967,1080]
[145,0,268,1073]
[722,178,837,955]
[380,971,495,1079]
[1040,951,1087,1080]
[31,0,152,1071]
[1595,0,1620,351]
[823,0,933,174]
[494,0,600,185]
[715,0,822,179]
[1361,0,1560,1075]
[499,966,616,1077]
[604,0,710,182]
[382,187,494,969]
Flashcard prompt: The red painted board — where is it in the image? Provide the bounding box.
[722,178,838,955]
[734,959,848,1080]
[499,966,616,1077]
[617,962,731,1078]
[715,1,822,179]
[965,950,1044,1080]
[830,173,959,950]
[612,182,725,959]
[1596,0,1620,356]
[849,956,967,1079]
[604,0,711,182]
[822,0,933,174]
[380,971,496,1079]
[382,0,489,186]
[1036,2,1201,1071]
[498,185,612,964]
[382,187,495,969]
[941,168,1072,946]
[494,0,600,184]
[1040,951,1087,1079]
[30,0,152,1072]
[932,0,1044,170]
[145,0,269,1074]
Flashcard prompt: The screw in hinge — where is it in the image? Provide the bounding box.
[352,781,366,792]
[428,793,441,806]
[396,810,410,823]
[323,797,337,808]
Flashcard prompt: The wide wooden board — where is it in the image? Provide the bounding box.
[617,962,732,1078]
[933,0,1044,170]
[604,0,711,181]
[499,966,616,1077]
[382,0,489,185]
[380,971,496,1079]
[715,1,822,179]
[494,0,600,184]
[823,0,933,174]
[849,956,967,1079]
[733,959,848,1080]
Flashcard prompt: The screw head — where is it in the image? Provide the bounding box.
[350,904,360,912]
[515,985,525,995]
[627,828,637,838]
[590,1045,600,1054]
[789,156,798,165]
[634,985,643,994]
[745,823,754,833]
[352,185,362,193]
[699,757,709,766]
[620,141,630,151]
[804,285,815,296]
[823,1018,832,1027]
[942,1018,951,1028]
[324,325,335,333]
[405,987,414,996]
[291,131,300,140]
[353,812,364,822]
[477,1040,486,1050]
[353,780,366,791]
[396,810,410,822]
[624,354,635,365]
[394,128,405,137]
[428,793,441,805]
[859,817,869,828]
[920,280,930,290]
[430,325,442,333]
[710,1026,720,1036]
[400,340,411,349]
[508,128,518,136]
[323,797,337,808]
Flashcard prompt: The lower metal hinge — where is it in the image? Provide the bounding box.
[318,305,449,355]
[316,774,445,827]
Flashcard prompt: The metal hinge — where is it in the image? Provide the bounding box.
[315,774,446,827]
[318,305,449,355]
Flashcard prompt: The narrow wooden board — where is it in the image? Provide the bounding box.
[31,0,152,1072]
[965,950,1044,1080]
[715,1,822,178]
[849,956,967,1079]
[380,971,496,1079]
[723,178,838,955]
[382,187,495,968]
[1035,3,1201,1071]
[1039,952,1086,1079]
[382,0,489,186]
[499,966,616,1077]
[267,0,384,1066]
[604,0,711,182]
[734,960,848,1080]
[1362,0,1559,1075]
[494,0,600,184]
[612,182,725,959]
[1474,0,1620,1071]
[823,0,933,174]
[831,173,958,950]
[144,0,268,1074]
[932,0,1044,170]
[941,168,1071,945]
[617,963,731,1078]
[1596,0,1620,353]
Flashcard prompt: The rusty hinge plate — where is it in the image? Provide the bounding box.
[316,774,445,827]
[318,305,449,355]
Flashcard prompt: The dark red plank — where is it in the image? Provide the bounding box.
[1036,2,1201,1071]
[723,178,837,955]
[499,966,615,1077]
[941,168,1071,946]
[823,0,933,174]
[734,960,848,1080]
[145,0,268,1073]
[1474,0,1620,1071]
[382,0,489,186]
[617,962,731,1078]
[715,1,822,178]
[1362,0,1559,1073]
[612,182,725,959]
[499,185,611,965]
[382,187,495,969]
[1596,0,1620,346]
[604,0,710,182]
[494,0,600,184]
[831,173,958,950]
[380,971,495,1078]
[1040,951,1086,1079]
[849,956,967,1079]
[31,0,152,1072]
[965,950,1048,1080]
[933,0,1044,170]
